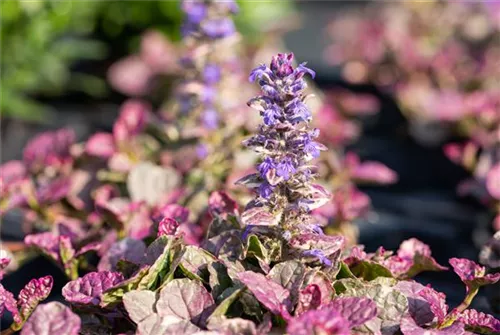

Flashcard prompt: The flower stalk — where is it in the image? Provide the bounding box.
[240,53,330,237]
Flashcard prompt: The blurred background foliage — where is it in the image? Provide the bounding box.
[0,0,295,122]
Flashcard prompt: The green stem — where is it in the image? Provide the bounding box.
[439,286,478,329]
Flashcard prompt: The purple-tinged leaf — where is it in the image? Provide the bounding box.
[241,206,280,226]
[343,245,368,266]
[75,242,101,258]
[385,239,447,278]
[207,317,257,335]
[56,217,86,243]
[208,191,239,219]
[13,276,53,330]
[303,270,334,305]
[20,302,81,335]
[144,235,172,265]
[157,217,180,237]
[400,316,467,335]
[265,168,284,186]
[352,161,398,185]
[180,246,216,279]
[0,257,11,280]
[22,128,74,171]
[486,163,500,200]
[0,160,26,196]
[97,238,146,272]
[295,284,321,315]
[0,283,20,323]
[137,314,200,335]
[125,201,154,240]
[396,281,435,326]
[234,173,261,189]
[329,297,378,328]
[302,184,331,211]
[113,99,149,142]
[289,233,345,258]
[449,258,500,292]
[419,286,448,324]
[123,290,157,325]
[35,177,71,204]
[85,133,116,158]
[398,239,432,259]
[457,309,500,334]
[24,232,60,261]
[203,230,244,262]
[62,271,124,305]
[154,203,190,224]
[268,260,306,305]
[237,271,291,315]
[287,307,350,335]
[156,278,215,327]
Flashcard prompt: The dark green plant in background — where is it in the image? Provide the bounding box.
[0,0,295,122]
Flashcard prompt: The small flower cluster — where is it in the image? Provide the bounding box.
[1,51,499,335]
[178,0,239,130]
[241,53,330,235]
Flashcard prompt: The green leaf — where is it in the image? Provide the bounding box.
[333,278,364,295]
[207,216,241,239]
[245,235,268,260]
[208,287,244,322]
[139,236,181,290]
[100,266,150,308]
[208,262,233,299]
[337,262,357,279]
[350,260,393,281]
[179,246,216,282]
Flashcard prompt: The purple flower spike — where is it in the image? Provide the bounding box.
[270,53,295,78]
[201,108,219,129]
[62,271,124,305]
[182,1,206,25]
[286,307,350,335]
[179,0,238,130]
[21,302,81,335]
[203,64,221,84]
[449,258,500,292]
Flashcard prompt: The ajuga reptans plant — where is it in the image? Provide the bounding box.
[238,53,334,264]
[1,52,500,335]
